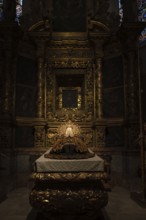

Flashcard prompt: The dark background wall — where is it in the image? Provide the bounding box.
[15,56,37,149]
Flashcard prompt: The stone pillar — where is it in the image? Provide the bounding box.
[35,39,46,118]
[37,57,44,118]
[94,46,106,148]
[34,58,46,147]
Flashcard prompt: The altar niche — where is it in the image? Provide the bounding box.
[59,87,81,109]
[55,73,85,110]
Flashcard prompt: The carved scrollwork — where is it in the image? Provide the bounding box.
[86,68,94,115]
[46,69,54,115]
[81,130,93,147]
[30,188,108,216]
[96,127,106,147]
[69,110,86,122]
[48,59,92,69]
[47,129,58,147]
[47,111,93,124]
[29,171,108,217]
[30,172,109,182]
[50,40,89,48]
[34,126,45,148]
[47,125,93,149]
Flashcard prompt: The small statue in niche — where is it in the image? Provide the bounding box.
[45,121,94,159]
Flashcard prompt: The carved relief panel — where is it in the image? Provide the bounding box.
[47,126,93,148]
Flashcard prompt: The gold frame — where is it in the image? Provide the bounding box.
[59,87,81,110]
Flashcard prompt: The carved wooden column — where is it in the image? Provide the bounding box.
[94,53,106,148]
[96,57,103,119]
[34,41,46,148]
[35,51,45,148]
[37,56,44,118]
[88,19,110,149]
[92,40,105,121]
[29,21,52,149]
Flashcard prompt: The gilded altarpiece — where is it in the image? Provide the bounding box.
[45,67,94,148]
[45,40,95,148]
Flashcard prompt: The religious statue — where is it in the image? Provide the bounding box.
[65,124,74,137]
[45,120,94,159]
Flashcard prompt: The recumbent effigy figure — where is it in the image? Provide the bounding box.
[45,120,94,159]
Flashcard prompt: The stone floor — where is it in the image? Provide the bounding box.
[0,186,146,220]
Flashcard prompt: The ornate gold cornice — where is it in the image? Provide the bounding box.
[52,32,87,38]
[49,39,89,48]
[30,172,109,182]
[47,59,92,68]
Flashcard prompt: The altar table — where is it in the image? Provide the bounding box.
[29,149,109,220]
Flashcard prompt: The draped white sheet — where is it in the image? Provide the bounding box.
[35,148,104,172]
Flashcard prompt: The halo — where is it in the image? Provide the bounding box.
[57,120,81,137]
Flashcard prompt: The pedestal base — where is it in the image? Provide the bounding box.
[35,209,108,220]
[30,172,109,219]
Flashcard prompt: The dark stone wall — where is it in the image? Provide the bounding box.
[103,56,125,148]
[15,56,37,149]
[15,56,37,117]
[140,45,146,122]
[103,56,124,118]
[15,126,34,148]
[105,126,125,148]
[103,87,124,118]
[53,0,86,32]
[15,86,36,117]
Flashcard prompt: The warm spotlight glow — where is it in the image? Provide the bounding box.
[57,120,81,137]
